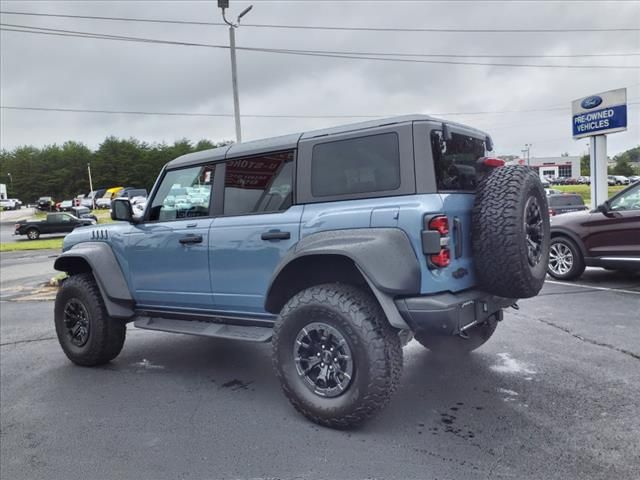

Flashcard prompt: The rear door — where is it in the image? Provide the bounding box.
[414,121,488,293]
[209,150,301,315]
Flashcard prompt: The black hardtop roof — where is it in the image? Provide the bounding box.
[166,114,490,169]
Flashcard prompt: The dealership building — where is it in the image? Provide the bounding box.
[508,156,581,179]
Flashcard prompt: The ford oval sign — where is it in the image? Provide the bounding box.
[581,96,603,109]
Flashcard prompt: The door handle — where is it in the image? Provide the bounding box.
[179,235,203,245]
[261,230,291,241]
[453,217,463,259]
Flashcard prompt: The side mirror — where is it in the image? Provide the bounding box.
[485,135,494,152]
[111,198,134,222]
[596,201,613,216]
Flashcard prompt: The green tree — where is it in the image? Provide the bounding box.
[580,154,590,176]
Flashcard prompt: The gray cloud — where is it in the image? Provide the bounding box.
[1,0,639,158]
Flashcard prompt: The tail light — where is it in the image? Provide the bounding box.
[14,224,20,230]
[428,216,449,236]
[549,208,556,216]
[424,215,451,269]
[482,157,505,168]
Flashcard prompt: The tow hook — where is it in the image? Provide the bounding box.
[511,302,520,310]
[458,320,479,339]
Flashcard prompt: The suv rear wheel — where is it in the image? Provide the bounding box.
[54,273,126,366]
[272,284,402,429]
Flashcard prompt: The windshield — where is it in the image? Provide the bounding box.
[430,130,486,191]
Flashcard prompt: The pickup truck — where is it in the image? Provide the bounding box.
[15,213,96,240]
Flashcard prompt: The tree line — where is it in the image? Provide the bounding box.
[581,145,640,177]
[1,137,638,202]
[0,137,230,202]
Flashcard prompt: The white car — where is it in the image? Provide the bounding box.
[613,175,630,185]
[0,198,17,210]
[95,197,112,209]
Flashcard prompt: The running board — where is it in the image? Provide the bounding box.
[133,316,273,342]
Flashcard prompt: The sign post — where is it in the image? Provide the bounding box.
[572,88,627,209]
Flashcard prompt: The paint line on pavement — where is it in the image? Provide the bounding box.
[545,279,640,296]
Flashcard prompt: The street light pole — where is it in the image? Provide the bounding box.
[521,144,532,168]
[6,173,12,195]
[219,1,253,144]
[87,163,95,209]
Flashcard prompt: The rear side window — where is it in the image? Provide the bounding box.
[223,150,294,216]
[431,131,485,191]
[311,133,401,197]
[549,195,584,207]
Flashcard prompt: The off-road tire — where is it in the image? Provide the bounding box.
[547,236,585,280]
[54,273,126,366]
[473,165,550,298]
[273,284,403,429]
[415,319,498,355]
[26,228,40,240]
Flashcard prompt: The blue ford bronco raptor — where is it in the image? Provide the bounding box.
[54,115,550,428]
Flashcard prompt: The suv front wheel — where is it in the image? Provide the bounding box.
[272,284,402,429]
[54,273,126,366]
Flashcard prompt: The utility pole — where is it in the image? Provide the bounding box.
[219,1,254,143]
[87,163,95,209]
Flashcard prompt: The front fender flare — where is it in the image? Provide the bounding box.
[54,242,134,319]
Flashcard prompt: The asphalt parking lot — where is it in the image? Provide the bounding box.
[1,252,639,480]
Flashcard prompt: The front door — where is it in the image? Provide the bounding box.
[209,151,301,315]
[126,163,217,310]
[585,182,640,258]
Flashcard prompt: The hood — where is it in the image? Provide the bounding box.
[550,209,592,228]
[62,221,131,252]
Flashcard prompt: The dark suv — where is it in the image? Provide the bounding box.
[548,181,640,279]
[52,115,549,428]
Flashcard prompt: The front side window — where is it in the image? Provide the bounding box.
[311,133,400,197]
[148,164,215,221]
[610,183,640,211]
[431,131,485,191]
[223,150,294,216]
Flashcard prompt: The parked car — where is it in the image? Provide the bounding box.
[547,194,588,216]
[8,198,23,209]
[548,181,640,279]
[37,196,55,211]
[577,176,591,185]
[629,175,640,184]
[70,206,98,222]
[57,200,74,212]
[540,177,550,188]
[545,188,562,196]
[609,175,629,185]
[0,198,17,210]
[14,212,95,240]
[52,115,551,428]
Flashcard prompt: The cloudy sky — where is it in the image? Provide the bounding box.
[1,0,639,159]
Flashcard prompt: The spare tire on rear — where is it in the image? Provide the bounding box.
[472,165,550,299]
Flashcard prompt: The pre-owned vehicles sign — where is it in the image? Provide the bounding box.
[572,88,627,139]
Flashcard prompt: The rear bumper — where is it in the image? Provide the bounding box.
[395,289,515,336]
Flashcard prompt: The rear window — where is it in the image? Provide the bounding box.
[549,195,584,207]
[311,133,401,197]
[430,131,485,191]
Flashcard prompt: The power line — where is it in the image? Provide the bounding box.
[3,103,638,119]
[2,24,639,70]
[1,10,638,33]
